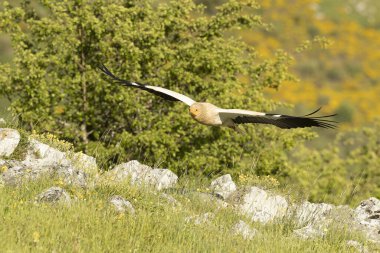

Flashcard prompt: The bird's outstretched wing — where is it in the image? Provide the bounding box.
[99,65,196,106]
[218,107,337,129]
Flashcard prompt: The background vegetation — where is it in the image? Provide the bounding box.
[0,0,379,207]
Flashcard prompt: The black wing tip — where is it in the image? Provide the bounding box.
[278,119,338,129]
[303,107,338,119]
[98,64,134,86]
[97,64,181,102]
[303,107,322,116]
[289,107,338,129]
[312,119,338,129]
[305,107,338,129]
[98,64,111,75]
[98,64,117,79]
[265,107,339,129]
[289,116,338,129]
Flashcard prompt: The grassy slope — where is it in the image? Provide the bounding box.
[0,176,368,253]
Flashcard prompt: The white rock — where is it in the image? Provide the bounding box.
[5,139,97,187]
[354,197,380,243]
[145,169,178,190]
[71,152,97,172]
[210,174,237,200]
[346,240,369,253]
[2,161,87,187]
[24,139,68,167]
[0,128,21,157]
[185,212,215,225]
[293,224,326,239]
[36,186,71,204]
[294,201,334,226]
[355,197,380,222]
[56,165,87,188]
[0,118,5,125]
[106,160,178,190]
[232,220,257,240]
[109,195,135,214]
[24,139,97,174]
[2,165,24,185]
[238,187,288,223]
[109,160,151,184]
[2,164,49,185]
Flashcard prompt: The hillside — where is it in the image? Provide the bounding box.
[1,127,379,252]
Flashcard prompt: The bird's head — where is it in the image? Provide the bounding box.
[189,103,201,117]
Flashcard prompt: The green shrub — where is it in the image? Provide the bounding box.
[288,120,380,205]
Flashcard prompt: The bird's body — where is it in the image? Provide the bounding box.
[99,65,337,130]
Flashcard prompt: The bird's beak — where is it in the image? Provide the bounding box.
[189,107,197,117]
[189,108,195,116]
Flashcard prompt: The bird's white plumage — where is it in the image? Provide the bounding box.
[131,82,196,106]
[217,108,266,120]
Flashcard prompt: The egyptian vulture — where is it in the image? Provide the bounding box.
[99,65,336,130]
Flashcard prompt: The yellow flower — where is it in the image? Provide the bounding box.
[57,179,64,186]
[117,213,125,220]
[32,231,40,243]
[0,166,8,173]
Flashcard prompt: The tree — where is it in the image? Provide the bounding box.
[0,0,312,174]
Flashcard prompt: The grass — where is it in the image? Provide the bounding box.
[0,175,371,253]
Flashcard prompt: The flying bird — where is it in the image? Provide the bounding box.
[99,65,337,130]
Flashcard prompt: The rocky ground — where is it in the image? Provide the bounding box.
[1,127,379,252]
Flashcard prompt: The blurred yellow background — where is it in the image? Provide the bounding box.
[242,0,380,127]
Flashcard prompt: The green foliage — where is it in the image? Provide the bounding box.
[288,120,380,205]
[0,0,312,175]
[335,102,354,123]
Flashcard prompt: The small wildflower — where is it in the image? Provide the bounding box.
[32,231,40,243]
[0,165,8,173]
[116,213,125,220]
[58,179,64,186]
[238,173,280,188]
